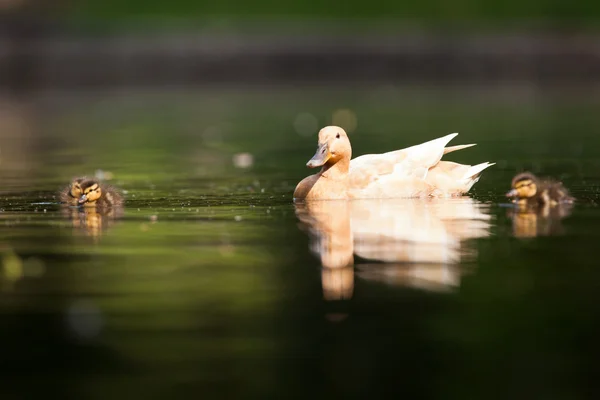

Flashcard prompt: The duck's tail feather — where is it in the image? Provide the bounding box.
[444,143,476,155]
[389,132,459,168]
[461,162,495,182]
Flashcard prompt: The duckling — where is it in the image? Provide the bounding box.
[59,177,86,206]
[506,172,574,207]
[78,179,124,208]
[59,177,124,208]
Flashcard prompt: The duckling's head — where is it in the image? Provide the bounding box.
[78,180,103,205]
[506,172,538,199]
[307,126,352,168]
[68,178,85,199]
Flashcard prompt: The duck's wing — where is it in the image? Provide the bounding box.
[350,133,460,178]
[380,132,460,168]
[348,133,465,197]
[348,153,425,198]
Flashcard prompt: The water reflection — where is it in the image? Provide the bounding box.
[61,206,124,239]
[295,198,492,298]
[507,203,573,238]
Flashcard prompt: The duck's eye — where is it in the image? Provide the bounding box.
[336,133,340,139]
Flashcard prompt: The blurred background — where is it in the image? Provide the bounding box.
[1,1,600,399]
[2,0,600,90]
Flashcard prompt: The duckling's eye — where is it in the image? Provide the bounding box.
[336,133,340,139]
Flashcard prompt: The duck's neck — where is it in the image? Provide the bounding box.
[320,158,350,180]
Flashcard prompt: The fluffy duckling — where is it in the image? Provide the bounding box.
[59,177,86,206]
[506,172,574,207]
[60,177,124,208]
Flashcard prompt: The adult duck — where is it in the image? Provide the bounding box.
[293,126,494,201]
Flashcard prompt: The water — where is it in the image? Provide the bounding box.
[1,85,600,398]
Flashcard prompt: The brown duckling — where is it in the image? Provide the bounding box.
[506,172,574,207]
[60,177,124,208]
[59,177,86,206]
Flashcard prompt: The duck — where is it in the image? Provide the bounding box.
[505,172,574,207]
[59,177,124,208]
[293,126,494,201]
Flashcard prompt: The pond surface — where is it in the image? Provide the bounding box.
[1,85,600,398]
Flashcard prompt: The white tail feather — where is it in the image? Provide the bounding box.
[444,143,476,155]
[461,162,495,181]
[395,132,459,168]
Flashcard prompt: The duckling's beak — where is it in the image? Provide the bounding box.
[506,189,518,198]
[307,142,331,168]
[78,194,88,204]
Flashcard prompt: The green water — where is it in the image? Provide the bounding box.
[1,86,600,398]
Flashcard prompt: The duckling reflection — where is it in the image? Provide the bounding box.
[295,197,492,298]
[507,202,573,238]
[62,206,123,238]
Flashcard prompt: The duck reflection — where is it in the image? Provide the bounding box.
[61,205,123,238]
[295,198,492,298]
[295,201,354,300]
[507,203,573,238]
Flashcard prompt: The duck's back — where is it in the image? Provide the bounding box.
[347,133,493,199]
[348,133,460,198]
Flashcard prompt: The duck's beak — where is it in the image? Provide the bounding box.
[78,194,88,204]
[506,189,518,198]
[307,142,331,168]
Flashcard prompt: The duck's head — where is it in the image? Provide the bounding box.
[506,172,538,199]
[307,126,352,168]
[78,180,103,205]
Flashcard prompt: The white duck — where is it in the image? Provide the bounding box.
[294,126,494,200]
